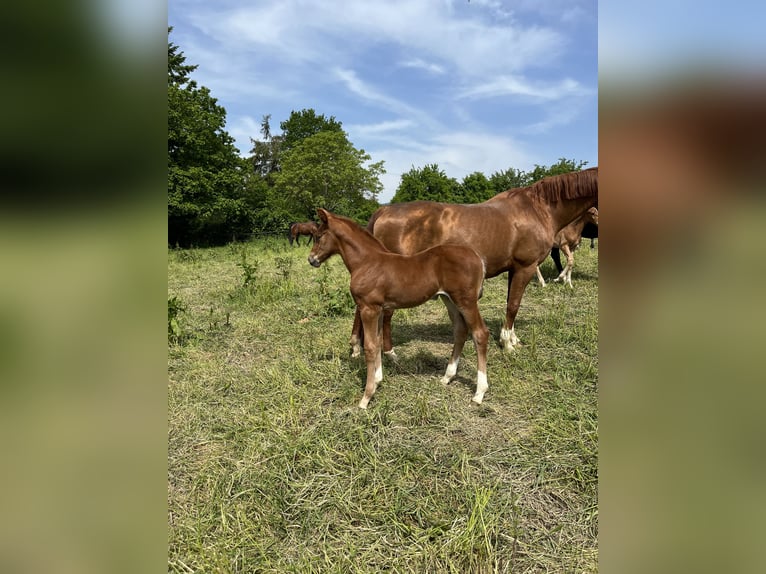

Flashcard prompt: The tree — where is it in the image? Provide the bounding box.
[168,29,252,246]
[457,171,494,203]
[391,164,460,203]
[249,114,283,180]
[525,158,589,184]
[489,167,527,194]
[273,130,385,222]
[280,109,344,153]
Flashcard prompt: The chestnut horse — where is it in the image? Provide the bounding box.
[551,220,597,274]
[288,221,319,246]
[537,207,599,288]
[352,167,598,355]
[308,208,489,409]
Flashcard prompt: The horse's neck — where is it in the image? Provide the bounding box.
[334,221,386,272]
[547,196,597,232]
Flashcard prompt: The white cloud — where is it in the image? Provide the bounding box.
[458,76,589,101]
[369,130,536,203]
[398,58,446,75]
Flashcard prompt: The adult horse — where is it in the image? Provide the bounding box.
[350,167,598,355]
[288,221,319,246]
[308,208,489,408]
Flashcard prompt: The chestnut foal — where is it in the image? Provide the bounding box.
[308,208,490,409]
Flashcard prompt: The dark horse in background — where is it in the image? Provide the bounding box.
[350,167,598,355]
[288,221,319,246]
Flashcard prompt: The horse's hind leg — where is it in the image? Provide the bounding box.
[440,297,468,386]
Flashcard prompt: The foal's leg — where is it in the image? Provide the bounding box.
[554,244,574,287]
[452,297,490,403]
[440,297,468,386]
[564,245,575,287]
[381,309,396,357]
[470,313,490,404]
[501,265,537,352]
[500,270,520,351]
[350,307,363,357]
[359,307,383,409]
[536,266,547,287]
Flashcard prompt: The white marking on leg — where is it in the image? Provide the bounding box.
[472,370,488,404]
[500,326,520,350]
[440,359,459,385]
[374,364,383,383]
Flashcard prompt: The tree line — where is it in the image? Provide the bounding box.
[168,29,588,247]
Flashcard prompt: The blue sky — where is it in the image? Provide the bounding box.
[168,0,597,203]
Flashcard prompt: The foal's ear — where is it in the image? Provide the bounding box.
[317,208,329,223]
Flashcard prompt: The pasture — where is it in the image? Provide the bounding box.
[168,236,598,573]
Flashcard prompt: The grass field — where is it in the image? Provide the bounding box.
[168,236,598,573]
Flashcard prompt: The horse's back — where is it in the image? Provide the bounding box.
[370,201,502,256]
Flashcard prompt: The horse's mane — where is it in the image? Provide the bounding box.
[531,167,598,201]
[500,167,598,202]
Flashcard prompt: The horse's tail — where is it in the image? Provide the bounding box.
[288,223,296,246]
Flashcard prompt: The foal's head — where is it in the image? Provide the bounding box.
[586,207,598,225]
[307,208,340,267]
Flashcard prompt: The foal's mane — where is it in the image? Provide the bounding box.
[325,211,390,252]
[500,167,598,202]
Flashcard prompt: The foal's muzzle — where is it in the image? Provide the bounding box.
[308,254,321,268]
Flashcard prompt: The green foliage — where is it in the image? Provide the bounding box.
[168,29,254,246]
[236,251,260,288]
[167,296,186,343]
[316,264,355,316]
[488,167,527,194]
[280,108,344,153]
[457,171,494,203]
[392,164,460,203]
[392,159,590,203]
[274,130,385,221]
[525,158,590,184]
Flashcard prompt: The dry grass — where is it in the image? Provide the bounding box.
[168,236,598,572]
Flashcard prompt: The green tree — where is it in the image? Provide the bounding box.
[489,167,528,194]
[280,109,344,153]
[249,114,284,180]
[457,171,494,203]
[525,158,589,184]
[168,29,252,246]
[391,164,460,203]
[273,130,384,222]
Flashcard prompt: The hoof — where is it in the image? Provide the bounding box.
[383,349,397,358]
